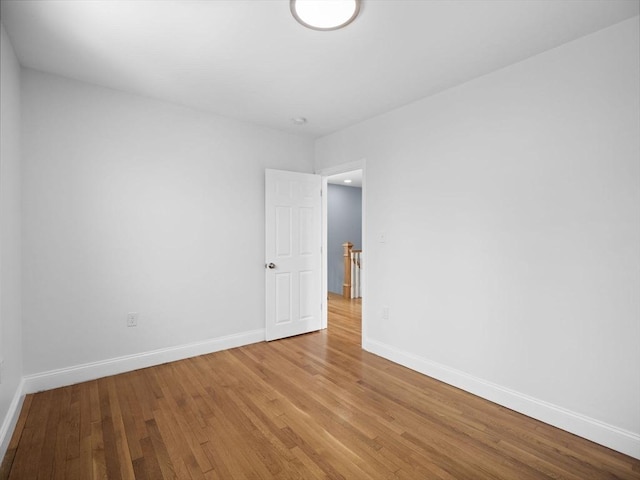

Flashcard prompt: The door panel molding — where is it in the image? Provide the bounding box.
[265,169,322,341]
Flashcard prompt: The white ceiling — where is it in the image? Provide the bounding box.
[328,170,362,187]
[1,1,638,138]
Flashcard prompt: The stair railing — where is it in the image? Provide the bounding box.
[342,242,362,299]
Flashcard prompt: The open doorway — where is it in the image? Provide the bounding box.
[323,168,363,335]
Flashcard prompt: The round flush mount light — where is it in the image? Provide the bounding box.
[344,179,352,183]
[291,117,308,125]
[291,0,361,31]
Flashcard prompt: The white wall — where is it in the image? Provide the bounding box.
[316,18,640,457]
[0,23,24,454]
[22,70,314,378]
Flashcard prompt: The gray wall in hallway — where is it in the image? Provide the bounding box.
[327,184,362,295]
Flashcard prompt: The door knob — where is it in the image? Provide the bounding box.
[266,263,276,269]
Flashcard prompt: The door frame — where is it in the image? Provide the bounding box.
[317,159,366,346]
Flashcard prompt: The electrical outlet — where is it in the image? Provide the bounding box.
[127,312,138,327]
[382,306,389,320]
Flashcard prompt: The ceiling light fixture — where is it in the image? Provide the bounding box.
[291,117,308,125]
[344,179,352,183]
[291,0,361,31]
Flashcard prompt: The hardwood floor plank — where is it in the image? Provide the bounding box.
[98,377,124,480]
[152,405,196,480]
[155,363,212,472]
[78,381,94,480]
[90,416,107,480]
[145,418,178,480]
[2,293,639,479]
[52,386,73,479]
[118,374,145,463]
[107,376,137,480]
[138,435,163,480]
[37,388,64,478]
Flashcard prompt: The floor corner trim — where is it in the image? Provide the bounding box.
[364,337,640,460]
[22,329,265,394]
[0,378,26,465]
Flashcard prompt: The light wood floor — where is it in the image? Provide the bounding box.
[2,293,639,479]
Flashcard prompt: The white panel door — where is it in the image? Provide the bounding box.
[265,169,322,341]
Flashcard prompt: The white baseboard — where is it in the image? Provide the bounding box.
[5,332,638,462]
[23,329,265,394]
[1,329,264,463]
[363,338,640,460]
[0,378,26,463]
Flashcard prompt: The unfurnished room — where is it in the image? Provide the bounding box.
[0,0,639,478]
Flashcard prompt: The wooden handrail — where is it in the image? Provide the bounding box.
[342,242,353,298]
